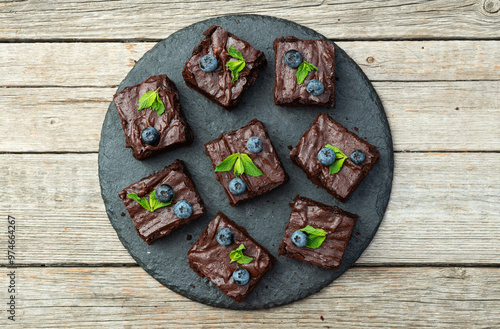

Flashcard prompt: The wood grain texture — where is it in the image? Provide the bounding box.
[0,41,499,87]
[1,266,499,328]
[1,153,499,265]
[0,0,499,41]
[1,82,498,153]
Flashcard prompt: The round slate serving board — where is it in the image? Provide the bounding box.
[99,14,393,310]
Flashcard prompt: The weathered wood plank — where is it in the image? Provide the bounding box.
[0,153,499,265]
[1,82,498,152]
[0,0,499,41]
[0,41,499,87]
[1,267,499,328]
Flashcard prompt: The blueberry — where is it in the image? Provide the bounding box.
[155,184,174,203]
[141,127,160,145]
[350,150,366,165]
[284,49,303,68]
[246,136,263,153]
[306,79,324,96]
[291,231,307,247]
[199,54,218,72]
[216,228,233,246]
[317,147,336,166]
[229,178,246,195]
[232,268,250,285]
[174,200,192,219]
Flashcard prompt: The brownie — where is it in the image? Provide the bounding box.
[290,113,380,202]
[205,119,289,206]
[188,212,276,303]
[113,74,193,160]
[118,160,206,244]
[273,36,336,108]
[278,196,358,269]
[182,25,267,111]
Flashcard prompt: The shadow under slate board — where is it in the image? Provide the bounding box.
[98,14,394,309]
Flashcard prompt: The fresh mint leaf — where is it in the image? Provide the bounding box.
[325,144,348,174]
[229,244,254,264]
[296,60,318,85]
[234,157,245,176]
[127,193,151,211]
[299,225,328,249]
[226,45,246,82]
[240,153,263,177]
[138,87,166,115]
[215,153,239,172]
[214,153,263,177]
[228,45,244,60]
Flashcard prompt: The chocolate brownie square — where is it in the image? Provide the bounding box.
[182,25,267,111]
[290,113,380,202]
[274,36,336,108]
[278,196,358,269]
[113,74,193,160]
[118,160,206,244]
[205,119,289,206]
[188,212,276,303]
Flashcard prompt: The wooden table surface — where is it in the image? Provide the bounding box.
[1,1,499,328]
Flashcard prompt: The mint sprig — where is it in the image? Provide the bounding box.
[226,45,246,82]
[299,225,328,249]
[229,244,254,264]
[138,87,166,115]
[296,60,318,85]
[127,189,173,212]
[215,153,263,177]
[325,144,348,174]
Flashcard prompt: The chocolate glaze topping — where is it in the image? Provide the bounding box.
[274,36,336,108]
[290,113,380,202]
[182,26,267,111]
[278,196,358,269]
[205,119,289,206]
[188,212,276,303]
[118,160,206,244]
[113,74,192,160]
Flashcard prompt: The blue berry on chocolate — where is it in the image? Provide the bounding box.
[199,54,218,72]
[350,150,366,164]
[216,228,233,246]
[155,184,174,203]
[306,79,324,96]
[284,49,302,68]
[318,147,335,166]
[232,268,250,285]
[174,200,192,219]
[246,136,263,153]
[229,178,246,195]
[141,127,160,145]
[291,231,307,247]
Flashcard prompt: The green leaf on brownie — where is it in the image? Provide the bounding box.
[325,144,348,174]
[299,225,327,249]
[138,87,166,115]
[229,244,254,264]
[226,45,246,82]
[296,60,318,85]
[215,153,263,177]
[127,189,173,212]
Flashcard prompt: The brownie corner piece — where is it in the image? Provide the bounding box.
[113,74,193,160]
[290,113,380,202]
[204,119,289,206]
[278,196,358,269]
[182,25,267,111]
[118,159,206,244]
[273,36,336,108]
[187,211,275,303]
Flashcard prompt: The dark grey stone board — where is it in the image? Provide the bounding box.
[98,14,394,310]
